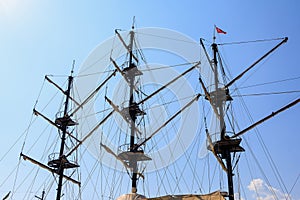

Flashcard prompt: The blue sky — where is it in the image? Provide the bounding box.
[0,1,299,199]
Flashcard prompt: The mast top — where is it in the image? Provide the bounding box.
[70,60,75,77]
[213,25,216,43]
[132,16,136,30]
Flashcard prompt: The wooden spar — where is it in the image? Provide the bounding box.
[20,153,80,186]
[224,37,288,88]
[65,110,114,157]
[200,38,214,72]
[70,69,117,116]
[104,96,143,135]
[33,108,80,143]
[2,191,10,200]
[198,76,220,119]
[34,190,45,200]
[206,131,227,172]
[231,98,300,139]
[115,29,139,62]
[45,76,81,107]
[134,94,201,151]
[100,143,130,169]
[110,57,123,74]
[110,57,139,93]
[137,62,200,105]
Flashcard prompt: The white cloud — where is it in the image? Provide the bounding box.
[247,178,291,200]
[248,179,264,192]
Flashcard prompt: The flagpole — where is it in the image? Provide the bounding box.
[213,24,216,43]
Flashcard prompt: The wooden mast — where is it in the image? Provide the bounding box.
[128,27,139,193]
[55,74,73,200]
[209,37,244,200]
[107,25,152,196]
[206,33,290,200]
[20,64,81,199]
[125,24,148,194]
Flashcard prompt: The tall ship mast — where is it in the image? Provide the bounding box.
[199,31,289,200]
[106,25,152,197]
[20,66,81,200]
[1,24,299,200]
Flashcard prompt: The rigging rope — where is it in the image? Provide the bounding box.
[244,139,282,200]
[138,32,197,44]
[232,90,300,97]
[237,85,291,199]
[140,61,200,72]
[236,76,300,90]
[0,112,36,163]
[218,38,286,46]
[289,173,300,195]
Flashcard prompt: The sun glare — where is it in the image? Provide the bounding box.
[0,0,22,17]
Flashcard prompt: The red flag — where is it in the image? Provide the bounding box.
[216,26,227,34]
